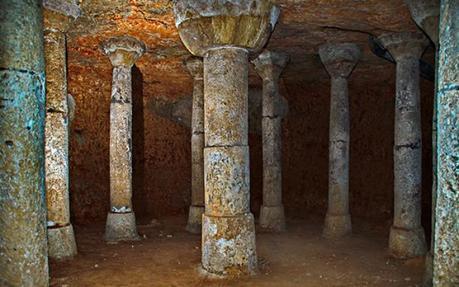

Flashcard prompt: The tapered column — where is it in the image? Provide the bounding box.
[318,43,361,239]
[101,36,145,242]
[0,1,49,286]
[379,32,429,258]
[185,57,205,234]
[404,1,439,285]
[434,0,458,285]
[174,0,279,276]
[252,50,289,232]
[43,0,80,261]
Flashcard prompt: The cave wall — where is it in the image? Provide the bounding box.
[68,53,434,234]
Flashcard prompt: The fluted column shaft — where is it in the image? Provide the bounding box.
[101,36,145,242]
[185,57,205,233]
[43,3,79,260]
[319,43,361,239]
[0,1,48,285]
[253,50,288,232]
[433,0,459,284]
[379,32,429,258]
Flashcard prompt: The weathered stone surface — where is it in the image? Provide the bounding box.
[102,36,145,241]
[105,212,140,242]
[204,146,250,217]
[48,224,78,260]
[173,0,278,56]
[0,1,48,285]
[379,32,429,259]
[433,0,459,285]
[404,0,439,45]
[259,205,286,232]
[202,213,257,276]
[319,43,361,239]
[186,205,205,234]
[204,47,249,147]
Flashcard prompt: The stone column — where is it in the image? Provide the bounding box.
[404,1,439,285]
[318,43,361,239]
[434,0,458,285]
[173,0,279,276]
[379,32,429,258]
[43,0,80,261]
[252,50,289,232]
[185,57,205,234]
[101,36,145,242]
[0,1,49,286]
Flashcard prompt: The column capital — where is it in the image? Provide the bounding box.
[184,56,203,80]
[101,36,146,67]
[404,0,439,45]
[318,43,361,79]
[378,32,430,61]
[252,50,289,81]
[173,0,279,57]
[43,0,81,32]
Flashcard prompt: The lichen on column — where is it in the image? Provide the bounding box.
[318,43,361,239]
[173,0,279,276]
[379,31,430,259]
[101,36,145,242]
[252,50,289,232]
[433,0,459,285]
[43,0,80,261]
[185,57,205,234]
[0,0,49,285]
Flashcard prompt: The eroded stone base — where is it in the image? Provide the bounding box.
[202,213,257,277]
[389,226,427,258]
[105,212,140,242]
[323,213,352,239]
[259,205,286,232]
[186,205,204,234]
[422,251,433,287]
[48,224,77,260]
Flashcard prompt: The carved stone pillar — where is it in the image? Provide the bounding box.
[185,57,205,234]
[43,0,80,261]
[0,1,48,285]
[101,36,145,242]
[252,50,289,232]
[173,0,279,276]
[433,0,459,285]
[319,43,361,239]
[379,32,429,258]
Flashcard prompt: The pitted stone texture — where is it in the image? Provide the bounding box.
[259,205,286,232]
[173,0,278,56]
[0,2,48,285]
[43,0,81,19]
[186,205,205,234]
[191,134,205,206]
[319,43,361,79]
[434,0,459,284]
[252,50,289,117]
[261,117,282,205]
[101,36,146,67]
[204,146,250,217]
[48,224,78,260]
[389,227,427,258]
[378,32,430,61]
[202,213,257,276]
[45,112,70,226]
[404,0,439,45]
[323,214,352,239]
[105,212,140,242]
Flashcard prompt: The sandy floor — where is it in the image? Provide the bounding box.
[50,216,425,287]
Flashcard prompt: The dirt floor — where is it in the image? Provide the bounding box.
[50,216,425,287]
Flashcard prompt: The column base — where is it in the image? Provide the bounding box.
[186,205,205,234]
[259,205,286,232]
[105,212,140,242]
[48,224,78,260]
[389,226,427,258]
[202,213,257,277]
[422,250,433,287]
[322,213,352,239]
